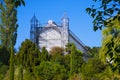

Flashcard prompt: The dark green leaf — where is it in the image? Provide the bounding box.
[104,21,107,26]
[21,0,25,6]
[86,8,92,14]
[109,9,113,15]
[103,5,107,10]
[110,57,114,62]
[114,58,120,63]
[113,15,117,21]
[115,8,120,11]
[118,11,120,14]
[91,13,95,18]
[118,16,120,21]
[99,26,102,30]
[93,26,98,31]
[105,49,112,55]
[113,4,116,7]
[109,52,113,58]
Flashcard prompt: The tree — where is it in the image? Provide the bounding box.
[86,0,120,31]
[70,44,84,76]
[96,4,120,73]
[63,54,70,75]
[40,47,49,62]
[81,57,110,80]
[35,61,66,80]
[65,43,73,54]
[0,0,25,80]
[17,39,40,80]
[0,46,10,65]
[50,47,64,65]
[86,0,120,75]
[0,0,25,49]
[0,64,9,80]
[50,46,64,55]
[100,22,120,73]
[85,46,100,57]
[0,3,18,79]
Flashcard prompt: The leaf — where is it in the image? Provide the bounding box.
[98,11,102,16]
[102,0,105,4]
[15,1,21,8]
[109,52,113,58]
[99,26,102,30]
[103,5,107,10]
[86,8,92,14]
[15,0,25,8]
[118,16,120,21]
[93,26,98,31]
[105,42,111,49]
[118,11,120,14]
[104,12,108,16]
[91,13,95,18]
[106,8,113,15]
[114,46,120,53]
[104,21,107,26]
[110,57,114,62]
[92,9,96,13]
[114,58,120,63]
[21,0,25,6]
[115,8,119,11]
[113,15,117,21]
[106,49,112,55]
[0,3,5,12]
[113,4,116,7]
[109,9,113,15]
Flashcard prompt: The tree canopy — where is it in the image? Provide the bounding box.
[87,0,120,75]
[86,0,120,31]
[0,0,25,80]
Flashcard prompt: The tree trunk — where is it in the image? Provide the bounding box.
[10,45,14,80]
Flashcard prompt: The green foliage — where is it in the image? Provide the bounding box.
[0,0,17,47]
[0,64,9,80]
[16,39,40,80]
[23,70,35,80]
[69,74,81,80]
[86,0,120,31]
[81,57,109,80]
[10,45,14,80]
[99,13,120,73]
[13,0,25,8]
[70,44,84,76]
[0,46,10,65]
[40,47,49,62]
[85,46,100,57]
[50,46,64,55]
[100,29,120,72]
[87,0,120,76]
[50,47,64,65]
[63,54,70,74]
[35,61,66,80]
[2,41,116,80]
[17,39,41,70]
[0,0,25,80]
[3,67,36,80]
[65,43,73,53]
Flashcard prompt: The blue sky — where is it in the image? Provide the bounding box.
[15,0,102,50]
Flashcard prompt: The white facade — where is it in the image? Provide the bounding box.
[38,27,62,51]
[30,14,88,56]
